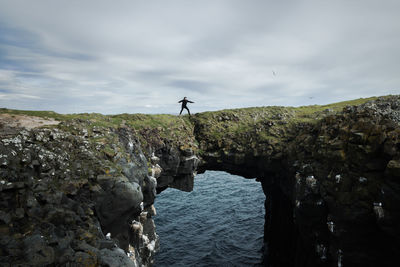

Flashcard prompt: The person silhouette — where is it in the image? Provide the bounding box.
[178,97,194,116]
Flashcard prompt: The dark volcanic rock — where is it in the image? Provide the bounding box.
[0,122,167,266]
[277,96,400,267]
[1,95,399,267]
[192,95,400,267]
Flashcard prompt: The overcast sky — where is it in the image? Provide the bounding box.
[0,0,399,114]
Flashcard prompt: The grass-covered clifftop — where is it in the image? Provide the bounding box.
[0,96,385,156]
[191,96,386,157]
[3,95,393,179]
[0,109,197,155]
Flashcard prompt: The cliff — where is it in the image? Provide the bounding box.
[0,95,399,266]
[0,113,198,266]
[192,95,400,266]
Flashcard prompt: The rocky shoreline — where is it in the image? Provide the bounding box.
[0,95,399,266]
[0,116,199,266]
[194,96,400,266]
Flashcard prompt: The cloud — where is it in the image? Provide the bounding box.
[0,0,399,114]
[0,93,40,100]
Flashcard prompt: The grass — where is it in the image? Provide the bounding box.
[0,108,197,153]
[0,108,64,120]
[0,96,379,125]
[189,96,384,153]
[0,107,192,134]
[292,96,380,121]
[0,96,385,154]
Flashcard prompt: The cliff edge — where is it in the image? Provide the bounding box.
[0,112,198,266]
[0,95,399,266]
[191,95,400,266]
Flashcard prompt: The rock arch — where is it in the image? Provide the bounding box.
[155,96,400,266]
[1,96,399,266]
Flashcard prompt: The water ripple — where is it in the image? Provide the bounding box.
[155,171,265,267]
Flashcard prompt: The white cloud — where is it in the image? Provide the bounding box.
[0,0,399,114]
[0,93,41,100]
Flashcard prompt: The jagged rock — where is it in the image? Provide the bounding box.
[73,251,98,266]
[0,119,165,266]
[387,159,400,176]
[142,175,157,207]
[96,175,143,227]
[23,234,55,266]
[192,95,400,267]
[1,95,399,267]
[98,248,137,267]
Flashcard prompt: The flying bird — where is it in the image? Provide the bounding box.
[272,71,276,76]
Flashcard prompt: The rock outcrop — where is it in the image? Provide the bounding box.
[0,115,197,266]
[278,97,400,267]
[0,95,399,266]
[191,95,400,267]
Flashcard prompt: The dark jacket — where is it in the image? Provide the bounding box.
[178,99,194,108]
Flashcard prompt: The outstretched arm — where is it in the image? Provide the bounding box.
[188,100,194,103]
[178,100,183,103]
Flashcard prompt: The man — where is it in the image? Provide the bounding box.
[178,97,194,116]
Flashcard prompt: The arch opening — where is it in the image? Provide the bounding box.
[154,171,265,266]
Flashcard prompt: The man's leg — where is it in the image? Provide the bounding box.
[179,107,184,115]
[186,107,191,116]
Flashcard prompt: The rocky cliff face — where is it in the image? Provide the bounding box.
[279,98,400,267]
[0,114,198,266]
[192,95,400,267]
[0,95,399,267]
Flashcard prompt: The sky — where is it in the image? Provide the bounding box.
[0,0,399,114]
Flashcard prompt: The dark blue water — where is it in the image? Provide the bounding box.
[154,171,265,267]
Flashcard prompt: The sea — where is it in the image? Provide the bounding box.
[154,170,266,267]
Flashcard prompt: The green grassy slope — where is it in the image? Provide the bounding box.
[1,96,389,154]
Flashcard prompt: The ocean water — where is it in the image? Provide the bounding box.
[154,171,265,267]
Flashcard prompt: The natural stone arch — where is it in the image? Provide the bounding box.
[1,96,399,267]
[180,96,400,267]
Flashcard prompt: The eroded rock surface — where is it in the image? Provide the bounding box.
[0,119,192,266]
[1,95,399,266]
[282,97,400,267]
[192,96,400,267]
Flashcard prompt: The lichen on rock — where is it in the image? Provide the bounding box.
[1,95,399,266]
